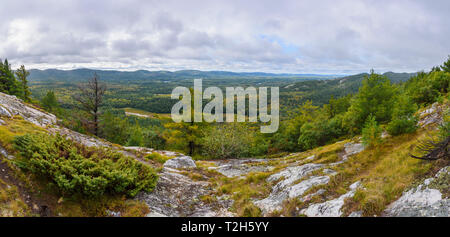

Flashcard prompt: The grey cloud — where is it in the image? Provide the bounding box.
[0,0,449,73]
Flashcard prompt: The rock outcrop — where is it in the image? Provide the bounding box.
[342,142,365,160]
[253,140,366,216]
[0,92,56,127]
[418,102,444,128]
[0,92,231,217]
[300,181,361,217]
[164,156,197,169]
[1,92,447,217]
[0,145,14,160]
[136,167,233,217]
[383,166,449,217]
[254,163,325,214]
[209,159,273,178]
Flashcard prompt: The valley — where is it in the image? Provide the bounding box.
[0,91,448,216]
[0,59,449,217]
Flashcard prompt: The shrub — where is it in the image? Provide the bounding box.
[144,152,170,164]
[298,115,346,150]
[344,72,395,133]
[13,133,158,198]
[386,117,417,136]
[201,123,253,159]
[362,115,382,147]
[406,71,450,105]
[387,94,418,136]
[241,203,261,217]
[439,108,450,139]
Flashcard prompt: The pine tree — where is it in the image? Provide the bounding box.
[386,93,418,135]
[164,88,204,155]
[344,71,395,133]
[41,90,59,113]
[15,65,31,101]
[0,59,21,96]
[441,55,450,72]
[362,114,382,147]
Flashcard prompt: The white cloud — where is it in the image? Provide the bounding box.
[0,0,449,74]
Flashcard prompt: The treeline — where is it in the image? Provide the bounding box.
[3,56,449,160]
[0,59,31,102]
[270,57,449,152]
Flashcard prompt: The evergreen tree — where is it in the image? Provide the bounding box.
[15,65,31,101]
[362,115,382,147]
[0,59,21,96]
[126,123,144,146]
[164,88,204,155]
[41,90,59,113]
[431,66,441,72]
[387,93,418,135]
[441,55,450,73]
[99,111,129,145]
[344,70,395,133]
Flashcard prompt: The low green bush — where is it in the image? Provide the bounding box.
[13,133,158,198]
[386,117,417,136]
[144,152,170,164]
[362,115,382,147]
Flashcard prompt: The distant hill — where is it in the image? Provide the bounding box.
[27,68,417,114]
[287,72,417,92]
[281,71,417,106]
[28,68,338,83]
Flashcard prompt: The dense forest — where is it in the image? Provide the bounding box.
[1,56,449,218]
[1,57,449,160]
[28,69,414,115]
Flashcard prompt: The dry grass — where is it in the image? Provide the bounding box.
[0,117,45,150]
[144,152,172,164]
[268,129,440,217]
[341,130,435,216]
[0,117,151,217]
[0,178,30,217]
[210,171,272,217]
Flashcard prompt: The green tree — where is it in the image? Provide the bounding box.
[41,90,60,113]
[406,71,449,105]
[14,65,31,101]
[387,93,418,135]
[143,129,167,150]
[0,59,21,97]
[201,123,253,159]
[99,111,129,145]
[344,71,395,133]
[298,114,346,150]
[164,88,204,155]
[439,108,450,139]
[362,115,382,147]
[324,95,351,119]
[431,66,441,72]
[441,55,450,73]
[126,123,144,146]
[271,100,319,151]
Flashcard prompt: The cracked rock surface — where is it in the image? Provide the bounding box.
[383,166,449,217]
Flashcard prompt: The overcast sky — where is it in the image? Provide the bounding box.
[0,0,449,74]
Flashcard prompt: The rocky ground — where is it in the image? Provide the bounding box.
[383,166,449,217]
[0,92,448,217]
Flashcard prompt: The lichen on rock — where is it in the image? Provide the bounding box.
[383,166,449,217]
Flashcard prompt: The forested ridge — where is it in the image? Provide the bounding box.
[0,57,450,216]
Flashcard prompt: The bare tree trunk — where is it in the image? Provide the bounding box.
[410,136,449,160]
[73,73,106,136]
